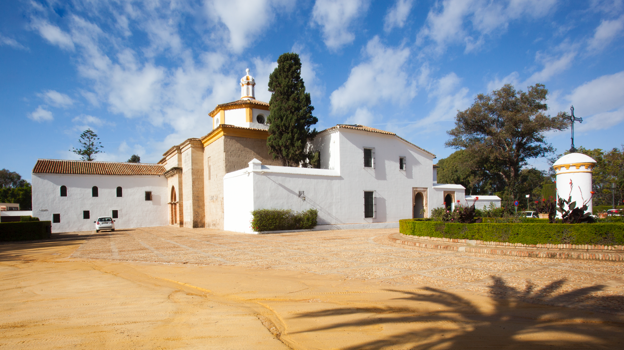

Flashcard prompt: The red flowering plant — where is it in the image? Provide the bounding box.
[556,180,595,224]
[440,197,481,223]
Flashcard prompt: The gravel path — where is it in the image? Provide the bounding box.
[69,226,624,314]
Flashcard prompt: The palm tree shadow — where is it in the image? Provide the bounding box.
[291,277,624,349]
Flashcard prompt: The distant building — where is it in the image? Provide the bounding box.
[0,203,20,211]
[33,69,500,233]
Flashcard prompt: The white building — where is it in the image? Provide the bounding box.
[32,160,168,233]
[553,152,596,215]
[33,69,500,233]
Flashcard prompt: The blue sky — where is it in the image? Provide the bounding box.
[2,0,624,182]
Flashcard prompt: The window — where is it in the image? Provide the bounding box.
[83,210,90,219]
[364,191,375,218]
[145,191,152,201]
[256,114,265,124]
[364,148,375,168]
[53,214,60,223]
[116,187,122,197]
[399,157,406,170]
[112,210,118,219]
[92,186,98,197]
[60,185,67,197]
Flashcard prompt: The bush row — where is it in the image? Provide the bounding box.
[251,209,318,232]
[0,221,52,242]
[593,205,624,214]
[399,219,624,246]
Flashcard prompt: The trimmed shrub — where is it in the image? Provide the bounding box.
[594,205,624,215]
[0,221,52,241]
[20,216,40,222]
[251,209,318,232]
[399,219,624,246]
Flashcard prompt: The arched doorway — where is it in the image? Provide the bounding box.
[170,186,177,225]
[413,192,424,218]
[444,194,453,211]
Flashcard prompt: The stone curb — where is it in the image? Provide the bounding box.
[389,234,624,262]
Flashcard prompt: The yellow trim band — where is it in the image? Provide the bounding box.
[554,162,595,172]
[246,107,253,122]
[201,127,269,147]
[209,102,269,117]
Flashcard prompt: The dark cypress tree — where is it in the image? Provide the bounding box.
[267,53,318,166]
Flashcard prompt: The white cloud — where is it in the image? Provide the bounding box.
[344,107,375,125]
[384,0,414,32]
[486,72,519,92]
[0,34,27,50]
[31,19,75,51]
[205,0,294,53]
[417,0,558,55]
[72,115,110,127]
[40,90,74,107]
[251,58,278,102]
[587,15,624,54]
[523,50,576,86]
[28,106,54,122]
[330,37,415,114]
[413,73,471,129]
[312,0,370,50]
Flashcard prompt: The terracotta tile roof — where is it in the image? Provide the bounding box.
[209,99,270,116]
[319,124,436,158]
[321,124,396,135]
[33,159,166,175]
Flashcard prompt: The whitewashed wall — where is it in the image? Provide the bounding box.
[224,128,464,233]
[33,173,168,233]
[465,195,502,210]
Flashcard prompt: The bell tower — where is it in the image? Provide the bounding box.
[240,68,255,100]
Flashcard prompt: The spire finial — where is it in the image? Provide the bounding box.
[246,68,250,76]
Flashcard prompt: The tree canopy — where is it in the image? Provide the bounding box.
[0,169,29,188]
[71,129,104,161]
[446,84,568,199]
[267,52,318,166]
[128,154,141,163]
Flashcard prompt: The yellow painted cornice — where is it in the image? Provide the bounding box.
[554,162,595,172]
[201,126,269,147]
[209,101,270,117]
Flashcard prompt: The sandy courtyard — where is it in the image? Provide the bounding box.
[1,226,623,349]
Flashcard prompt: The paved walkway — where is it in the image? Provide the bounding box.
[68,226,624,314]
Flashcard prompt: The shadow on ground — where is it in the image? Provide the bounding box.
[292,277,624,349]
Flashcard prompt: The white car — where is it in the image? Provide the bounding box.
[607,209,621,217]
[95,216,115,232]
[521,211,539,218]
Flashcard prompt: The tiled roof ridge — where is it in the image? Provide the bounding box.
[33,159,166,176]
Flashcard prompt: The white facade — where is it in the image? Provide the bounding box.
[553,152,596,215]
[33,173,168,233]
[223,126,478,233]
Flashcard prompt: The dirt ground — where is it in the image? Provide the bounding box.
[1,227,623,349]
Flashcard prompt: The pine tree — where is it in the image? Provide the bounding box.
[267,53,318,166]
[71,129,104,161]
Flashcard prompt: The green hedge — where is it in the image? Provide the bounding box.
[593,205,624,214]
[399,219,624,246]
[480,217,550,224]
[0,221,52,242]
[20,216,40,222]
[251,209,318,232]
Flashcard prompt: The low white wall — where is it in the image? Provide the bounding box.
[0,210,33,217]
[223,169,255,233]
[33,173,168,233]
[465,195,501,210]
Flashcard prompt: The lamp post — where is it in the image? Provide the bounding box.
[526,194,530,210]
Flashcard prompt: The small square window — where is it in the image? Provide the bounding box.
[145,191,152,201]
[112,210,118,219]
[83,210,90,219]
[399,157,406,170]
[53,214,61,223]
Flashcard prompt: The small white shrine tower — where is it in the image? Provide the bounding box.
[553,153,597,214]
[240,68,255,100]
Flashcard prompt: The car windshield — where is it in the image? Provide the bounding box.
[98,217,112,222]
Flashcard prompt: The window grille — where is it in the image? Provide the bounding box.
[60,185,67,197]
[399,157,406,170]
[83,211,90,219]
[364,148,375,168]
[53,214,60,223]
[145,191,152,201]
[92,186,98,197]
[112,210,118,219]
[364,191,375,218]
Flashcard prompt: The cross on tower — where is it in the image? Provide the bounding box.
[569,105,582,153]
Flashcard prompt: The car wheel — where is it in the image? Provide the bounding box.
[111,229,115,232]
[96,230,99,233]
